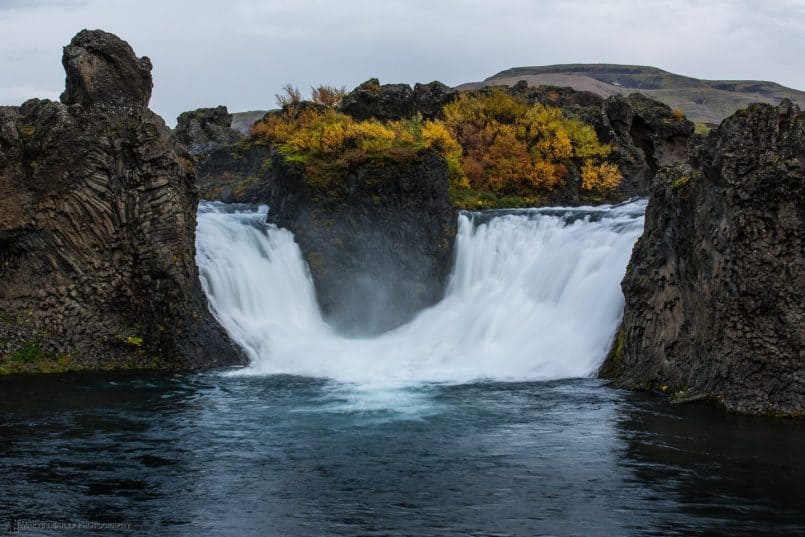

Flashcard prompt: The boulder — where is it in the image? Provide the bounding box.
[414,81,458,119]
[601,100,803,417]
[338,78,416,121]
[265,150,457,335]
[0,30,243,372]
[173,105,243,156]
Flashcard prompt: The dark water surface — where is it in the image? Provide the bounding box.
[0,372,803,536]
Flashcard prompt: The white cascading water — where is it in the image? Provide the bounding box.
[196,200,645,388]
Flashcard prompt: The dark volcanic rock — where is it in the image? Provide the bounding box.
[174,105,244,156]
[265,151,457,335]
[601,100,804,417]
[196,141,273,203]
[339,78,416,121]
[0,30,243,371]
[595,93,693,196]
[414,81,458,119]
[509,80,603,108]
[61,29,153,109]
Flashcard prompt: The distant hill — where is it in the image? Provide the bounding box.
[458,64,805,124]
[231,110,268,133]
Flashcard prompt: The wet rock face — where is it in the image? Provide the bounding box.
[173,105,244,156]
[0,30,242,370]
[601,100,804,417]
[61,29,153,109]
[265,151,457,335]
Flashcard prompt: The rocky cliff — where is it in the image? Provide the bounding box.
[265,150,457,335]
[0,30,243,373]
[601,100,803,417]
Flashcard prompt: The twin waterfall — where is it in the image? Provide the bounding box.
[195,201,645,388]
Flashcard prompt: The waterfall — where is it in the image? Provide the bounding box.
[196,200,645,387]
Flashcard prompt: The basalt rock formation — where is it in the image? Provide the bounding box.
[0,29,243,372]
[339,78,416,121]
[173,105,243,156]
[193,103,333,203]
[265,150,457,335]
[601,100,803,417]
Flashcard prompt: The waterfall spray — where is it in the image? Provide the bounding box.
[196,200,645,387]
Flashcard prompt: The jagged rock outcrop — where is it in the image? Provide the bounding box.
[265,151,457,335]
[173,105,243,156]
[0,29,243,372]
[339,78,416,121]
[414,81,458,119]
[601,100,803,417]
[339,79,458,122]
[192,103,326,203]
[61,29,153,109]
[508,80,603,108]
[598,93,694,195]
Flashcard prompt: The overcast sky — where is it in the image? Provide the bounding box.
[1,0,804,125]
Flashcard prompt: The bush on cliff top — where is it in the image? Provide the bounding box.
[442,89,621,198]
[251,108,463,186]
[250,89,620,205]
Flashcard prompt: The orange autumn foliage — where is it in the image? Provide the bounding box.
[443,89,621,196]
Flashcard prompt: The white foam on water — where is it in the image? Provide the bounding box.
[196,200,645,391]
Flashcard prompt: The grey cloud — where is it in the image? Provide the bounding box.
[0,0,802,124]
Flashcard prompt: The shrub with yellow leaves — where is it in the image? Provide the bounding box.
[581,161,622,192]
[442,89,619,197]
[249,85,621,202]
